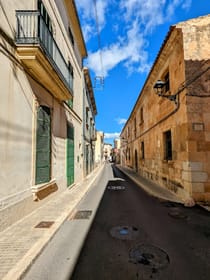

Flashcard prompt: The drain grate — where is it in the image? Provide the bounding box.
[70,210,92,220]
[107,186,125,190]
[35,221,54,228]
[129,244,170,269]
[168,208,187,219]
[110,226,139,240]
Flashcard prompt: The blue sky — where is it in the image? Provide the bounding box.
[75,0,210,145]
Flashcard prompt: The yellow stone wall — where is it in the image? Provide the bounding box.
[121,15,210,203]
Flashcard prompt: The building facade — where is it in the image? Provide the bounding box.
[95,131,104,166]
[83,67,97,176]
[104,143,113,162]
[112,138,121,163]
[121,15,210,203]
[0,0,87,226]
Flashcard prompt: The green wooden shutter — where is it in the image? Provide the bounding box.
[67,124,74,186]
[35,106,51,184]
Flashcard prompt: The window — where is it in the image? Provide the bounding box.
[86,107,89,130]
[68,62,74,89]
[86,107,89,122]
[164,130,172,160]
[140,107,144,124]
[68,62,74,79]
[134,117,136,138]
[68,27,74,46]
[141,141,145,159]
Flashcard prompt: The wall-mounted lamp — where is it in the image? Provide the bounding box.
[153,80,177,104]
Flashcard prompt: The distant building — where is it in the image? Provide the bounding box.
[104,143,113,161]
[114,138,121,149]
[83,67,97,176]
[112,138,121,163]
[95,131,104,166]
[121,15,210,204]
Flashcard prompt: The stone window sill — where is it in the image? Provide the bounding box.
[31,179,56,200]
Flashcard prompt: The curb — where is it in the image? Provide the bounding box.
[116,165,182,203]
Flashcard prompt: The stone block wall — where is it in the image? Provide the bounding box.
[181,16,210,202]
[121,15,210,203]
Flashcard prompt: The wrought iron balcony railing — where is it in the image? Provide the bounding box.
[16,10,73,94]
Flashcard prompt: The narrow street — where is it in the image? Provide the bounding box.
[72,164,210,280]
[23,163,210,280]
[1,2,210,280]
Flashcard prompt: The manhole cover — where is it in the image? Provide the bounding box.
[35,221,54,228]
[107,185,125,190]
[129,244,169,269]
[168,209,187,219]
[161,201,178,207]
[110,226,139,240]
[70,210,92,220]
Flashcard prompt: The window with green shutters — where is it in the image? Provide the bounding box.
[35,106,51,184]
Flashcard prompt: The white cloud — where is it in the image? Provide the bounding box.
[87,19,150,77]
[166,0,182,18]
[104,132,120,139]
[82,24,95,42]
[115,118,127,125]
[76,0,193,77]
[166,0,191,20]
[75,0,109,41]
[120,0,166,32]
[75,0,94,19]
[182,0,192,10]
[120,0,193,31]
[96,0,108,29]
[87,44,126,77]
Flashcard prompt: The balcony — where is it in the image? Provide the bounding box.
[15,10,73,101]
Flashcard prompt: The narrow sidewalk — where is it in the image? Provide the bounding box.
[116,165,184,203]
[116,165,210,211]
[0,164,104,280]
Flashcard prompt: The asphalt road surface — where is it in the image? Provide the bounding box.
[72,164,210,280]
